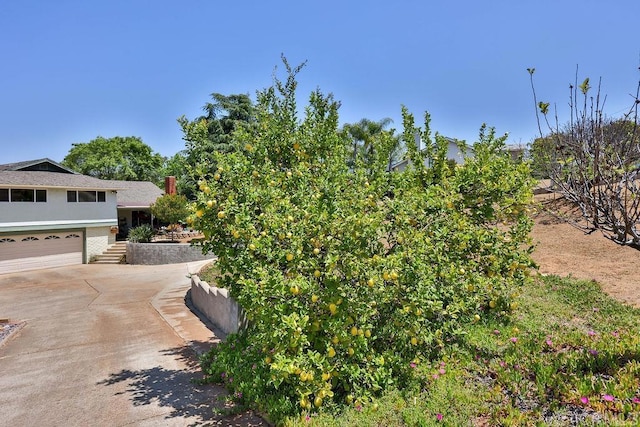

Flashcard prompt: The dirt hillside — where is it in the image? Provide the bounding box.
[530,195,640,307]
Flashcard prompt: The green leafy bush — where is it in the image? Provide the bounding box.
[190,61,535,423]
[127,224,154,243]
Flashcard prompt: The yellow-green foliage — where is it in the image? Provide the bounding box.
[191,61,535,423]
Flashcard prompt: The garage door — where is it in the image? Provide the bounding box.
[0,232,83,274]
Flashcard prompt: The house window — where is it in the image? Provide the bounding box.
[1,189,47,202]
[67,190,106,203]
[78,191,96,202]
[11,189,34,202]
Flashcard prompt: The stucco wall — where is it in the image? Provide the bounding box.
[0,188,118,223]
[126,242,215,265]
[190,274,247,335]
[85,226,114,262]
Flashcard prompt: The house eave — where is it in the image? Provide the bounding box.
[0,219,118,233]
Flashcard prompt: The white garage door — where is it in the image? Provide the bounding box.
[0,232,83,274]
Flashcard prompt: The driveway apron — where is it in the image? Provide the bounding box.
[0,263,265,427]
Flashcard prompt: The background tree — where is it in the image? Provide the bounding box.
[529,68,640,247]
[62,136,164,183]
[342,118,403,170]
[176,93,256,198]
[159,151,194,199]
[528,134,555,179]
[178,93,256,171]
[150,193,189,241]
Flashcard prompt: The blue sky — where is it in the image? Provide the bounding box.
[1,0,639,164]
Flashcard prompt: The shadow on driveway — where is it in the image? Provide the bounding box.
[97,343,267,426]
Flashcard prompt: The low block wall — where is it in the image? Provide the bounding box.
[190,275,247,335]
[127,242,216,265]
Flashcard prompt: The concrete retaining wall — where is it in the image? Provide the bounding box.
[190,275,247,335]
[127,242,215,265]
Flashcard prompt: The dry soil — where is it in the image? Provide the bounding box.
[531,193,640,307]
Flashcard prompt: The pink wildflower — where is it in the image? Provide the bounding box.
[432,373,439,380]
[611,331,620,338]
[580,397,589,405]
[410,362,417,369]
[510,337,518,343]
[632,397,640,404]
[545,339,553,347]
[588,349,599,356]
[587,330,596,337]
[602,394,614,402]
[493,329,500,335]
[439,368,446,375]
[436,413,443,421]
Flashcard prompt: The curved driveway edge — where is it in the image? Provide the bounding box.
[0,263,266,427]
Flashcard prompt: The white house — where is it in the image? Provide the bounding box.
[390,135,471,172]
[390,135,524,172]
[0,158,164,274]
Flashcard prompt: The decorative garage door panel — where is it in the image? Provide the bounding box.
[0,232,83,274]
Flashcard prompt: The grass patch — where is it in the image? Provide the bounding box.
[197,261,219,285]
[256,274,640,426]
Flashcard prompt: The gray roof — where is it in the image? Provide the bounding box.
[0,170,123,190]
[108,180,164,207]
[0,158,164,207]
[0,158,77,174]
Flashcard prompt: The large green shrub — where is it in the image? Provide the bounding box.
[190,61,535,423]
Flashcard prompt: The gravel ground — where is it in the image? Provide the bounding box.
[0,321,25,348]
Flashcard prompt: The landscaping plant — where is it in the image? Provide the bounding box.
[127,224,154,243]
[150,193,189,241]
[190,59,535,423]
[303,275,640,426]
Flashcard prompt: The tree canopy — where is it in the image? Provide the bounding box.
[191,59,535,422]
[62,136,164,183]
[159,151,193,198]
[342,118,403,171]
[175,93,256,198]
[150,193,189,241]
[178,93,256,170]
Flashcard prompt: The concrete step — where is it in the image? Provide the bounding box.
[92,259,123,264]
[90,242,128,264]
[104,248,127,254]
[95,253,124,259]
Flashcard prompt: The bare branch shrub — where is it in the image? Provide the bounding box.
[529,67,640,247]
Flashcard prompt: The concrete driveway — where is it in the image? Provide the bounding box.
[0,263,266,427]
